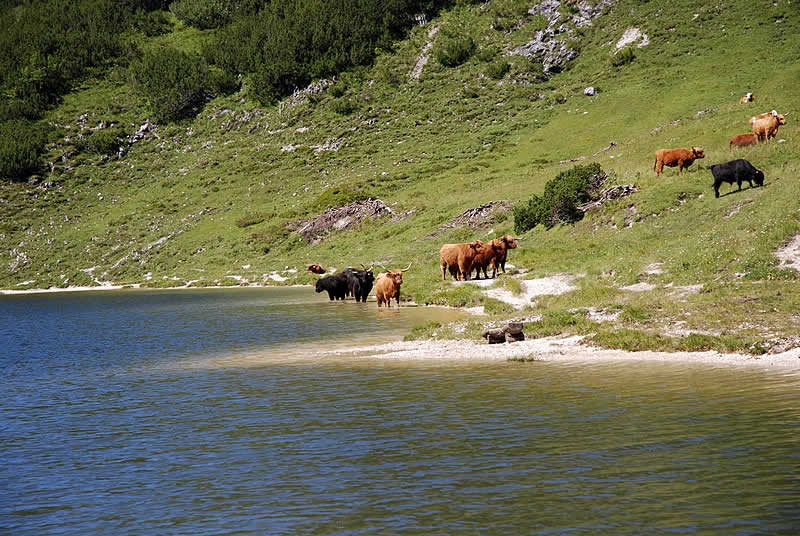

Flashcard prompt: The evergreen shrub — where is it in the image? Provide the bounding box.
[129,47,209,121]
[513,163,606,232]
[0,120,49,180]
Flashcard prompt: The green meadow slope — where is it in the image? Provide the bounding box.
[2,0,799,351]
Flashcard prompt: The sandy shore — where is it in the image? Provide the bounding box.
[321,335,800,370]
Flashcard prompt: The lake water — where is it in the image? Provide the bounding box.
[2,288,799,535]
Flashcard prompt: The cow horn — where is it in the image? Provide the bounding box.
[401,262,412,272]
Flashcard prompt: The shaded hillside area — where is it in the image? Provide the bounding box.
[2,0,799,351]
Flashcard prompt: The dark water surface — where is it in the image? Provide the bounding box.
[1,288,799,535]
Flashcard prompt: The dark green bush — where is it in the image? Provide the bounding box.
[169,0,236,29]
[332,97,358,116]
[490,0,530,32]
[87,128,125,155]
[485,60,511,80]
[513,163,606,232]
[204,1,445,104]
[131,9,173,36]
[435,34,476,67]
[611,47,636,67]
[129,47,209,121]
[0,1,152,120]
[0,119,49,180]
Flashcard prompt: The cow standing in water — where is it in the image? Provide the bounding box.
[376,263,412,308]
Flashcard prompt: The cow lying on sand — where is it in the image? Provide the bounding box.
[440,240,483,280]
[711,159,764,198]
[376,263,411,308]
[654,147,705,176]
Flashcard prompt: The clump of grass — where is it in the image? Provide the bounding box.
[588,328,766,355]
[485,60,511,80]
[618,305,650,323]
[483,296,514,314]
[235,212,267,228]
[492,276,523,295]
[611,47,635,68]
[525,310,595,338]
[422,284,484,307]
[404,321,442,341]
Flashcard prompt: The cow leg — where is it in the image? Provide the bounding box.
[441,262,447,280]
[714,183,720,198]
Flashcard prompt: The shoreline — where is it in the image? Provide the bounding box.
[0,282,313,295]
[4,281,798,371]
[320,335,800,370]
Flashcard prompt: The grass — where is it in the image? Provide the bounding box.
[2,0,800,352]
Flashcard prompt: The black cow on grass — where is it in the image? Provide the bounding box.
[711,159,765,198]
[315,274,348,301]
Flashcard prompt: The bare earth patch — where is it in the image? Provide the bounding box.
[457,274,578,309]
[775,233,800,272]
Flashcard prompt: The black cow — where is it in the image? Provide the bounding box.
[342,267,375,303]
[711,159,765,198]
[315,274,348,301]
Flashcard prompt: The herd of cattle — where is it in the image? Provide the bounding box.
[310,98,788,306]
[654,104,787,197]
[310,234,520,307]
[313,263,413,307]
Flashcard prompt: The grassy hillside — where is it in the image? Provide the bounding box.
[2,0,799,351]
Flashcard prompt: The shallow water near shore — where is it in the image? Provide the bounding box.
[2,288,799,535]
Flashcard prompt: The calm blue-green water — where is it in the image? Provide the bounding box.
[1,288,799,535]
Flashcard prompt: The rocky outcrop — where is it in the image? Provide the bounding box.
[513,0,615,76]
[483,322,526,344]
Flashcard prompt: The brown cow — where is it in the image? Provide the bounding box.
[750,110,787,142]
[306,263,326,274]
[739,92,753,104]
[491,234,518,276]
[375,263,412,307]
[653,147,705,176]
[729,133,757,149]
[440,240,483,281]
[472,235,519,279]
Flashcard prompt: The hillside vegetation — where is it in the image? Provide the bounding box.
[2,0,799,352]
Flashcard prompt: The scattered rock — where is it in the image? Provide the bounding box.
[584,86,596,96]
[578,184,638,213]
[409,24,440,80]
[616,27,649,50]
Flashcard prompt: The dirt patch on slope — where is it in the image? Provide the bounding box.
[425,201,513,238]
[293,198,393,244]
[775,233,800,272]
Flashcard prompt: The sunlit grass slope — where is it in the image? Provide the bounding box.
[2,0,798,347]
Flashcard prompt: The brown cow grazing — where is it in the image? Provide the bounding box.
[750,110,787,143]
[729,133,757,150]
[472,235,519,279]
[440,240,483,281]
[306,263,326,274]
[653,147,705,176]
[376,263,412,307]
[739,92,753,104]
